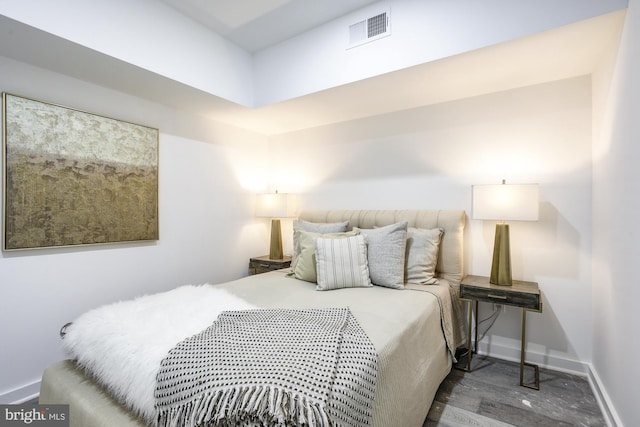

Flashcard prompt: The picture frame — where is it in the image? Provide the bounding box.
[2,93,159,251]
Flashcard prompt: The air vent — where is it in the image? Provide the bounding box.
[348,9,391,49]
[367,13,388,38]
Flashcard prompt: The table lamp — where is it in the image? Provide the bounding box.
[255,191,297,260]
[472,180,539,286]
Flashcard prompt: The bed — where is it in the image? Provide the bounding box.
[40,210,466,427]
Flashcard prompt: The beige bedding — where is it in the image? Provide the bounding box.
[222,271,460,426]
[41,209,466,427]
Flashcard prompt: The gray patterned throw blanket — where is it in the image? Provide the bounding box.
[155,308,377,427]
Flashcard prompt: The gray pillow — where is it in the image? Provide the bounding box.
[405,227,443,285]
[315,234,372,291]
[354,221,408,289]
[293,219,349,233]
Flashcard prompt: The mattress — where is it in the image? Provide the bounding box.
[41,271,457,427]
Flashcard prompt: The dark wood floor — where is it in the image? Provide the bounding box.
[424,355,607,427]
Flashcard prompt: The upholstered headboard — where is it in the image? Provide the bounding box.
[298,210,465,286]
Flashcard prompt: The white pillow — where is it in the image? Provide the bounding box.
[315,234,372,291]
[405,227,443,285]
[354,221,408,289]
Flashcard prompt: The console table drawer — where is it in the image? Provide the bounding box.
[460,286,540,310]
[248,255,292,275]
[459,275,541,311]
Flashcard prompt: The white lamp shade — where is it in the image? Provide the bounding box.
[472,184,539,221]
[255,193,297,218]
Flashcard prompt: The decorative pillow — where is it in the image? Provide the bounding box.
[315,234,372,291]
[405,227,443,285]
[354,221,408,289]
[292,220,349,265]
[292,229,359,283]
[293,219,349,234]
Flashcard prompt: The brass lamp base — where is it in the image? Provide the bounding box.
[268,219,284,260]
[490,223,512,286]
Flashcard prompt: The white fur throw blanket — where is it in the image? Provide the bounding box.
[155,308,377,427]
[62,285,256,423]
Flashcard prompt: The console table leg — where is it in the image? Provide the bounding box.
[520,308,540,390]
[473,300,478,354]
[465,300,474,371]
[455,299,476,372]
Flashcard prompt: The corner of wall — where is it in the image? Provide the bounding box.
[587,364,623,427]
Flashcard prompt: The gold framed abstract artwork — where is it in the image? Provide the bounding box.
[2,93,159,251]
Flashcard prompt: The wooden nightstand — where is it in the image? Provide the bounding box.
[458,274,542,389]
[248,255,292,275]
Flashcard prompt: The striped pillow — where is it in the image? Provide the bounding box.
[314,234,372,291]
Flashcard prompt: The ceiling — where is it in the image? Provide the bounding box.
[159,0,380,52]
[165,9,626,134]
[0,7,626,135]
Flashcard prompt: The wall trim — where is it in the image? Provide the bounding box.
[586,363,622,427]
[477,341,587,375]
[0,380,40,404]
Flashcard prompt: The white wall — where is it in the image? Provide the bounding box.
[592,0,640,425]
[254,0,627,106]
[1,0,626,109]
[0,0,254,106]
[269,76,594,372]
[0,56,269,403]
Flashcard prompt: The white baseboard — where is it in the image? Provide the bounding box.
[477,342,621,427]
[0,380,40,404]
[476,341,587,375]
[586,363,623,427]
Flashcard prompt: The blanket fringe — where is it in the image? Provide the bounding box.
[156,386,331,427]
